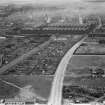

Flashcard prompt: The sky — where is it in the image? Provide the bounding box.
[0,0,105,4]
[0,0,105,14]
[0,0,80,4]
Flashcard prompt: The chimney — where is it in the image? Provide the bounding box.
[45,14,51,24]
[79,14,83,25]
[98,16,102,28]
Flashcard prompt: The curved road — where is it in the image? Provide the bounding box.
[47,35,88,105]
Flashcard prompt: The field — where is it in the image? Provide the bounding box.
[63,56,105,102]
[66,56,105,75]
[1,55,105,100]
[2,35,83,75]
[0,35,84,101]
[0,36,49,68]
[0,75,53,100]
[1,43,105,102]
[75,43,105,54]
[75,37,105,54]
[1,74,105,102]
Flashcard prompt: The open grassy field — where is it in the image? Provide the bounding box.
[75,37,105,54]
[64,56,105,99]
[66,56,105,75]
[75,43,105,54]
[64,76,105,89]
[0,75,53,100]
[1,55,105,100]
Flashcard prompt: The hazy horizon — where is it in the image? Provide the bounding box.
[0,0,105,4]
[0,0,80,5]
[0,0,105,15]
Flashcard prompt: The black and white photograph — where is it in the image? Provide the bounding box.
[0,0,105,105]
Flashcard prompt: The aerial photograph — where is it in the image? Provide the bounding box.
[0,0,105,105]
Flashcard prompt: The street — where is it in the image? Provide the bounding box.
[47,35,88,105]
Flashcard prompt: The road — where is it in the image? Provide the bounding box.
[47,35,88,105]
[0,39,51,74]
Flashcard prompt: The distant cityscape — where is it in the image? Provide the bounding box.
[0,3,105,105]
